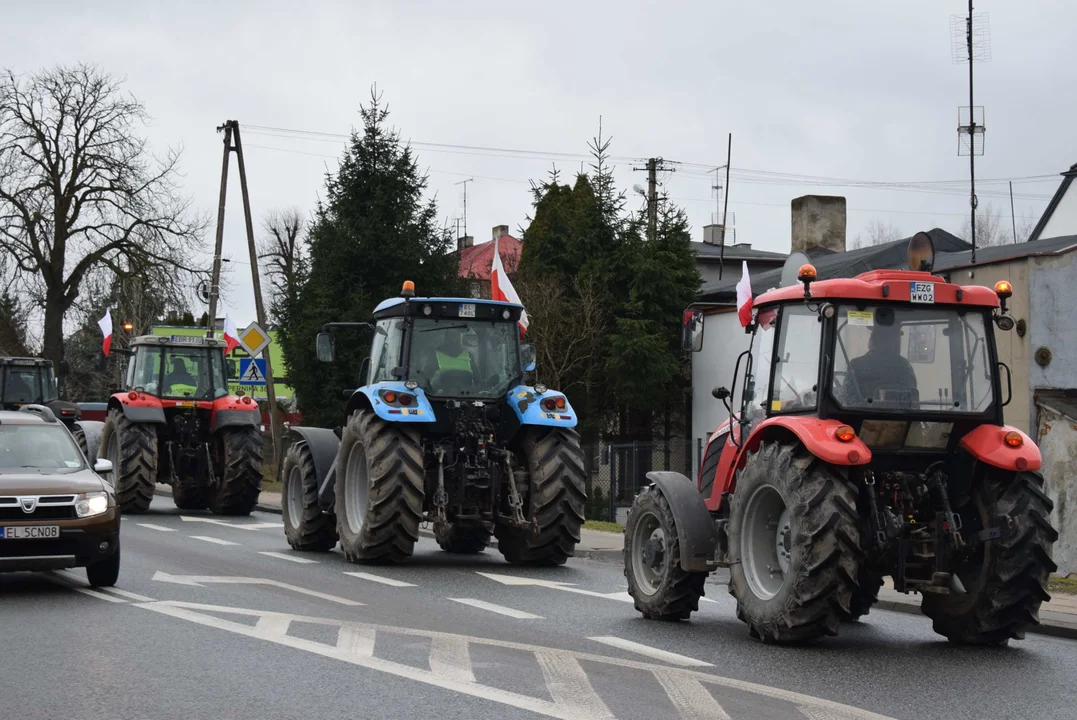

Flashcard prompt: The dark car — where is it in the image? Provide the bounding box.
[0,405,120,586]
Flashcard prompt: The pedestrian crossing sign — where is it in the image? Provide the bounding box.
[238,358,267,385]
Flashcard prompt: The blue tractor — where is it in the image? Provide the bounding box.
[280,282,587,565]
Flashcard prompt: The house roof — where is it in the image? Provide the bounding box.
[692,242,788,263]
[457,235,522,280]
[934,234,1077,272]
[699,228,969,302]
[1028,161,1077,243]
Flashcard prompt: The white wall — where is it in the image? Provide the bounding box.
[1036,401,1077,575]
[691,310,752,446]
[1039,181,1077,240]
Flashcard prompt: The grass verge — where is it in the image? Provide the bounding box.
[1049,574,1077,595]
[584,520,624,533]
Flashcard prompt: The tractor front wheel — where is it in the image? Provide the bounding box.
[921,470,1058,645]
[336,411,425,564]
[282,441,338,552]
[102,410,158,514]
[728,441,863,643]
[209,426,263,516]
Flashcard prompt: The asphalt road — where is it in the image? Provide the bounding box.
[3,496,1076,720]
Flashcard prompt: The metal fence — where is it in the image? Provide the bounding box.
[582,439,706,523]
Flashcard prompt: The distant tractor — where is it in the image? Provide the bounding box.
[1,356,81,428]
[624,234,1058,645]
[75,335,263,514]
[281,282,586,565]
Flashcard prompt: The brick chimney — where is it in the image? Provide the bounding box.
[703,224,723,246]
[457,235,474,251]
[791,195,846,254]
[492,224,509,242]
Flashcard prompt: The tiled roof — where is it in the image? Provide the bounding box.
[458,235,522,280]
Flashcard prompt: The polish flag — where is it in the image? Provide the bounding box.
[223,315,241,354]
[736,261,754,327]
[97,308,113,357]
[491,237,529,336]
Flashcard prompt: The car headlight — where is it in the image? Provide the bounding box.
[76,492,109,518]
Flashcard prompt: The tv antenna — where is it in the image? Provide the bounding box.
[951,2,990,264]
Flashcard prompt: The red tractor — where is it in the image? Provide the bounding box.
[624,235,1058,645]
[75,335,263,515]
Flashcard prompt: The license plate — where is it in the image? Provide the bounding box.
[910,282,935,303]
[458,303,476,318]
[175,401,195,408]
[0,525,60,539]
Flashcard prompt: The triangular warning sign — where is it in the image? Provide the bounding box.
[240,361,266,384]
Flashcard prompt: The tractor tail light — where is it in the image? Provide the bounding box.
[382,391,397,404]
[555,397,566,410]
[542,398,558,411]
[398,393,413,406]
[127,391,138,401]
[242,396,252,405]
[835,425,856,442]
[1004,431,1023,448]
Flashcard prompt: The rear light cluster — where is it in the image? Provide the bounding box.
[541,396,567,412]
[380,390,415,407]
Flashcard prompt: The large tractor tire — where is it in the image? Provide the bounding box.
[728,441,863,644]
[282,441,338,552]
[209,426,263,516]
[624,485,708,620]
[172,474,209,511]
[496,427,586,567]
[434,522,491,554]
[847,570,885,621]
[921,470,1058,645]
[335,411,425,564]
[73,422,103,468]
[102,410,158,514]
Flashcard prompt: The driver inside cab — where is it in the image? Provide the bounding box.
[165,357,198,397]
[847,310,918,404]
[434,332,473,377]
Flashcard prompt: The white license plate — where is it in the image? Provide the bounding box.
[910,282,935,303]
[458,303,476,318]
[0,525,60,539]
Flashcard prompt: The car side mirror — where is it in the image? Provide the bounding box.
[93,459,113,474]
[520,343,537,373]
[682,310,704,352]
[316,332,336,363]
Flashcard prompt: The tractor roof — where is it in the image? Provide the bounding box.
[755,270,1000,309]
[130,334,228,349]
[0,356,52,367]
[373,297,525,324]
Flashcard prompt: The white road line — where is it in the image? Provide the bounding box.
[136,523,176,532]
[536,651,615,719]
[101,587,156,602]
[428,635,476,683]
[344,571,416,587]
[259,551,320,564]
[255,614,293,635]
[700,597,720,604]
[336,625,377,658]
[189,535,239,546]
[653,668,731,720]
[586,637,714,668]
[448,598,543,620]
[74,587,127,603]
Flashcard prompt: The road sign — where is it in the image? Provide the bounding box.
[239,358,267,385]
[239,321,271,357]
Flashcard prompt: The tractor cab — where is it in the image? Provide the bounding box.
[1,356,80,427]
[125,335,231,402]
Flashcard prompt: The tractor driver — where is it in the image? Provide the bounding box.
[165,357,199,397]
[847,314,918,405]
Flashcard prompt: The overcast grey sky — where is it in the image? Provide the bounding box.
[5,0,1074,324]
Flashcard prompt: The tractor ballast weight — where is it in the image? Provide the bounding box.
[280,283,587,565]
[625,233,1058,645]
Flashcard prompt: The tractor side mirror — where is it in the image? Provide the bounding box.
[316,332,336,363]
[59,360,70,377]
[359,357,371,385]
[520,343,537,373]
[682,311,704,352]
[95,354,108,372]
[225,360,237,379]
[712,386,731,401]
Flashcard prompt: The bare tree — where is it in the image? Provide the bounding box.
[0,64,206,368]
[851,218,902,249]
[959,203,1009,248]
[257,208,307,326]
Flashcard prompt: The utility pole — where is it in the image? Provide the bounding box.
[634,158,672,243]
[230,121,283,469]
[1009,180,1018,243]
[206,123,233,339]
[719,133,732,280]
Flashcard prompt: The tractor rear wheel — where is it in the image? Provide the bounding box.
[496,428,586,566]
[921,470,1058,645]
[434,522,491,554]
[625,485,707,620]
[282,441,338,552]
[336,411,425,564]
[102,410,158,514]
[209,426,263,516]
[172,474,209,511]
[728,441,863,643]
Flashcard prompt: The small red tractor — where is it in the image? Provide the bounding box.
[624,234,1058,645]
[74,334,263,515]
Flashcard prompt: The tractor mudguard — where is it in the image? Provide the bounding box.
[107,395,166,424]
[645,471,720,573]
[740,416,872,468]
[210,407,259,433]
[283,425,341,511]
[505,385,577,428]
[960,424,1041,472]
[346,384,436,423]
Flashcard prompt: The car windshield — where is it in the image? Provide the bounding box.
[407,318,521,398]
[131,345,229,400]
[832,305,994,413]
[0,424,84,471]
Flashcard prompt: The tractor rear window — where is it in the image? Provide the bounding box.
[408,319,521,398]
[832,306,993,414]
[2,367,44,404]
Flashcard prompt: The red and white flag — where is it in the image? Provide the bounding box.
[97,308,113,357]
[736,261,753,327]
[491,237,529,336]
[223,315,241,354]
